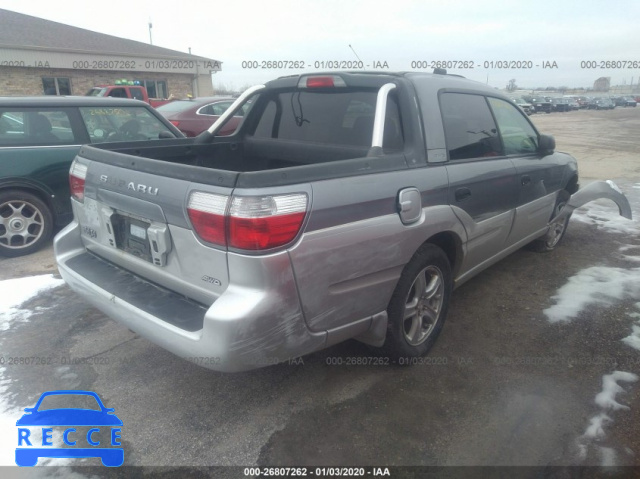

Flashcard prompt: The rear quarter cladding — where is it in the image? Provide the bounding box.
[289,166,455,332]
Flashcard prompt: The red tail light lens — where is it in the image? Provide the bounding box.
[187,192,228,246]
[69,161,87,202]
[228,194,308,250]
[169,120,180,127]
[187,191,308,251]
[229,213,306,250]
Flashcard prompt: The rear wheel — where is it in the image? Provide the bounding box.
[0,190,53,257]
[381,244,452,360]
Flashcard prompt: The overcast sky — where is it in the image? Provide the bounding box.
[1,0,639,91]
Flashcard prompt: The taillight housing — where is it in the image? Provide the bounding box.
[187,191,308,251]
[169,120,180,127]
[69,161,87,202]
[187,192,228,246]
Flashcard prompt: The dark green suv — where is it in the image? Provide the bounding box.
[0,96,183,257]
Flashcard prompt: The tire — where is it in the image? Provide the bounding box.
[380,244,452,360]
[528,191,571,253]
[0,190,53,257]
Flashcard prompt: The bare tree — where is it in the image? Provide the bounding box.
[507,79,518,92]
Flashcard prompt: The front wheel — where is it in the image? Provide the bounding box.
[529,191,571,253]
[0,190,53,257]
[380,244,452,360]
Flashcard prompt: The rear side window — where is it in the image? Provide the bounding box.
[440,93,501,160]
[0,110,75,145]
[487,97,538,155]
[252,90,403,150]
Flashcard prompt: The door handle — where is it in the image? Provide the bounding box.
[521,175,532,186]
[455,187,471,202]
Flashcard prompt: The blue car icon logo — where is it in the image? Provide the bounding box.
[16,390,123,467]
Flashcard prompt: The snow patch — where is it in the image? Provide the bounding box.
[576,371,638,465]
[619,255,640,262]
[622,325,640,351]
[571,201,640,235]
[543,266,640,323]
[595,371,639,410]
[0,274,65,331]
[0,275,68,467]
[598,447,617,467]
[582,413,611,439]
[0,366,24,466]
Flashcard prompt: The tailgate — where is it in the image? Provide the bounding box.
[71,155,233,306]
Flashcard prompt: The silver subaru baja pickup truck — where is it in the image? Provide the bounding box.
[54,71,632,372]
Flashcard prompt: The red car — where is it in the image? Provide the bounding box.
[155,97,245,137]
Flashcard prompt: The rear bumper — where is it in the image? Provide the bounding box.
[54,222,327,372]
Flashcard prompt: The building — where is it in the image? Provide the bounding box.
[0,9,221,99]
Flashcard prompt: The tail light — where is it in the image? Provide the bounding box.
[187,192,228,246]
[187,191,308,251]
[69,161,87,202]
[169,120,180,127]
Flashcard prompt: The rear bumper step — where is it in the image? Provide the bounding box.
[66,252,207,332]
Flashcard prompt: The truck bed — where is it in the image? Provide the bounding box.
[82,136,407,188]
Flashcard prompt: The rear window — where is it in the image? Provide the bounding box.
[252,90,404,149]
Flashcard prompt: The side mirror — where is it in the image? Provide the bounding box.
[538,134,555,154]
[158,131,175,139]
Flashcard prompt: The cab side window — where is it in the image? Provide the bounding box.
[130,89,144,101]
[108,88,128,98]
[487,97,538,155]
[440,93,502,160]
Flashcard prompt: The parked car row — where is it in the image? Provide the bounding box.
[567,95,636,110]
[512,94,638,114]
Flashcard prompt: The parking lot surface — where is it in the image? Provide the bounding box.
[1,107,639,475]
